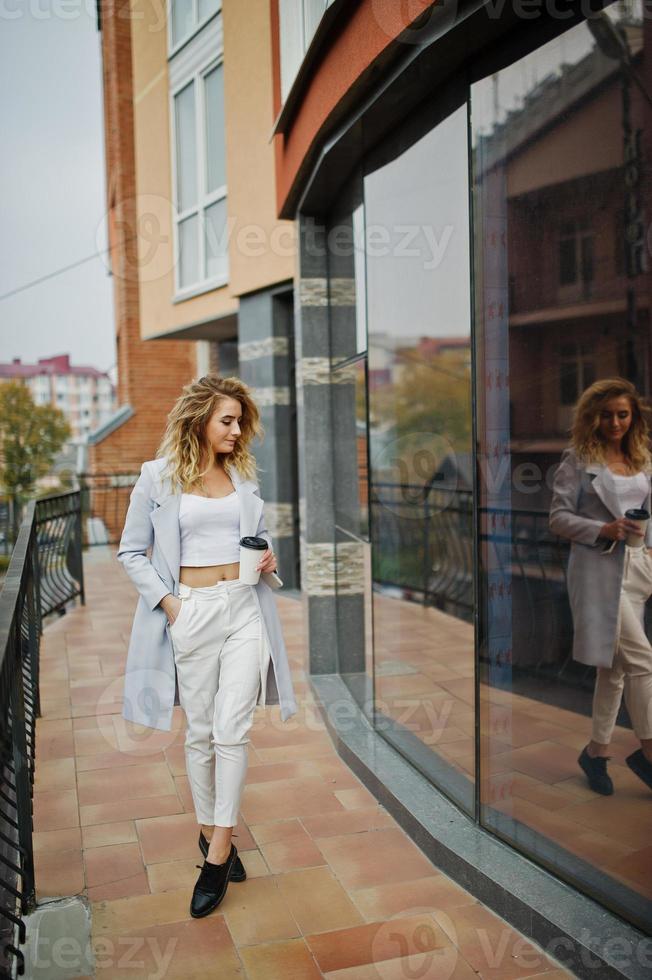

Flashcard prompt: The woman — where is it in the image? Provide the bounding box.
[117,375,298,918]
[549,377,652,797]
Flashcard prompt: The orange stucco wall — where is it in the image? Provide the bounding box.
[272,0,435,215]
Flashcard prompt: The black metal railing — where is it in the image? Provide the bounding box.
[0,500,13,559]
[0,490,84,977]
[77,471,139,547]
[34,492,85,616]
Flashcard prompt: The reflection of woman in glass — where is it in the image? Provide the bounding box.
[550,378,652,795]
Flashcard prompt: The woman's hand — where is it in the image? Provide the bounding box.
[160,594,183,625]
[256,547,278,574]
[599,518,645,542]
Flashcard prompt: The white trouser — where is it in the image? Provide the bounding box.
[169,578,270,827]
[592,544,652,744]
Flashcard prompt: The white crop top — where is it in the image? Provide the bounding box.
[179,492,241,566]
[604,470,649,516]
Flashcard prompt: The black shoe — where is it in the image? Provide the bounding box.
[578,746,614,795]
[198,831,246,881]
[190,844,238,918]
[625,749,652,791]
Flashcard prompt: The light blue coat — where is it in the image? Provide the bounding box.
[117,457,298,731]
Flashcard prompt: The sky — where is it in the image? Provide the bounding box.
[0,2,116,378]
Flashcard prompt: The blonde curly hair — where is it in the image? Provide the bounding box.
[571,377,652,473]
[155,374,264,492]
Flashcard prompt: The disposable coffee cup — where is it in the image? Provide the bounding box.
[625,507,649,547]
[239,535,268,584]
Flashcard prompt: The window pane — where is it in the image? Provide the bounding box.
[471,0,651,934]
[174,82,197,211]
[178,214,199,288]
[171,0,193,47]
[205,64,226,193]
[559,360,577,405]
[558,235,576,284]
[364,102,475,815]
[580,233,594,284]
[303,0,325,44]
[352,203,367,354]
[279,0,304,102]
[205,199,228,279]
[198,0,219,22]
[332,355,373,709]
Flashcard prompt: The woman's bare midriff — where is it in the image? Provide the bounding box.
[179,562,241,587]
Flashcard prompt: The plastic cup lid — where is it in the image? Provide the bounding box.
[240,535,268,550]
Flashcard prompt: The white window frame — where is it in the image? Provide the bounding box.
[169,14,228,302]
[278,0,332,103]
[167,0,222,59]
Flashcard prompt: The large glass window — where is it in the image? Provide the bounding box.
[169,0,220,52]
[328,95,476,815]
[324,0,651,934]
[330,178,375,713]
[471,1,651,933]
[278,0,333,102]
[171,56,228,294]
[364,99,475,815]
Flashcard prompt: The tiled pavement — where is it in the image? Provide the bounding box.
[32,546,575,979]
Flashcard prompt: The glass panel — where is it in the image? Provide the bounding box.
[327,170,374,714]
[328,176,368,364]
[171,0,193,48]
[363,102,475,814]
[198,0,219,22]
[178,214,199,288]
[333,356,373,709]
[352,203,367,354]
[303,0,325,45]
[174,82,197,212]
[333,357,370,542]
[472,0,651,933]
[279,0,304,102]
[205,64,226,193]
[204,198,228,280]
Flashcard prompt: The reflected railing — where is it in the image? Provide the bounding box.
[77,472,139,547]
[370,481,601,693]
[371,482,474,620]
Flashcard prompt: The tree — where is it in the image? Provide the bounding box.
[0,381,70,534]
[370,348,472,482]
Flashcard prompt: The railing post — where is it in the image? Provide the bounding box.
[27,530,42,721]
[11,609,36,916]
[422,491,431,606]
[73,492,85,607]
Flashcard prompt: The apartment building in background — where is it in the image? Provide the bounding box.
[0,354,115,444]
